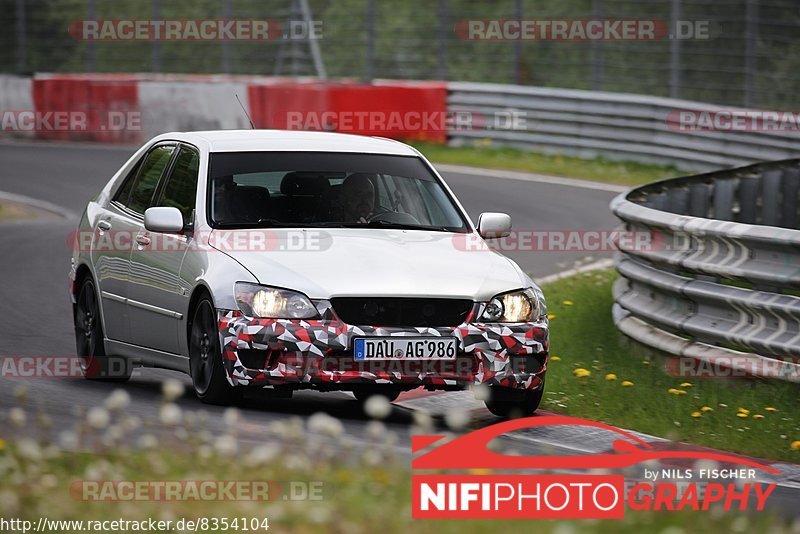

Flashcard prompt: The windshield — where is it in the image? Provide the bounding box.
[207,152,468,232]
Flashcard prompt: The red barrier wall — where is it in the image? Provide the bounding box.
[32,75,140,143]
[248,81,447,143]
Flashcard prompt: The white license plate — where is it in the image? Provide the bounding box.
[353,337,457,360]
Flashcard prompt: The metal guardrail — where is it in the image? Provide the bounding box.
[610,159,800,381]
[447,82,800,172]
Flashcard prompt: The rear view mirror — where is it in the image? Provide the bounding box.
[477,212,512,239]
[144,207,184,233]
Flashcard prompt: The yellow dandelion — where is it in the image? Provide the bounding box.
[738,408,750,415]
[573,368,591,378]
[691,412,702,418]
[765,407,778,412]
[701,406,713,412]
[752,414,765,420]
[621,381,634,387]
[737,413,748,418]
[680,382,693,388]
[550,356,561,361]
[562,300,574,306]
[791,441,800,451]
[605,373,617,381]
[0,438,5,450]
[667,388,687,395]
[547,314,557,320]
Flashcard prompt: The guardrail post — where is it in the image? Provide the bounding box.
[151,0,162,73]
[221,0,232,74]
[744,0,759,107]
[365,0,375,81]
[590,0,603,90]
[669,0,681,99]
[437,0,449,80]
[85,0,96,72]
[15,0,27,73]
[513,0,523,85]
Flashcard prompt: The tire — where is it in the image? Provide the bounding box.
[352,389,401,403]
[484,378,545,418]
[74,277,131,382]
[188,296,241,405]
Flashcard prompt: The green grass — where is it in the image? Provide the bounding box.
[411,141,686,186]
[0,201,38,221]
[540,269,800,462]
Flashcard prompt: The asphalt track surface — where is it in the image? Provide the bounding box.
[0,141,796,518]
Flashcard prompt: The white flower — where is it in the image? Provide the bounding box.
[363,395,391,420]
[159,403,182,426]
[308,412,344,439]
[215,435,238,456]
[86,407,110,429]
[412,411,433,432]
[247,444,280,466]
[445,409,471,431]
[121,415,142,432]
[58,431,79,449]
[137,434,157,449]
[8,407,26,427]
[0,490,19,513]
[105,389,131,411]
[365,420,386,441]
[470,383,491,401]
[223,407,240,427]
[16,438,41,461]
[161,379,184,402]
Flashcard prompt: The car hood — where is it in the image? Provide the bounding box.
[208,228,528,301]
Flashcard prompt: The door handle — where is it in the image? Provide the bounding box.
[135,234,151,247]
[97,220,112,231]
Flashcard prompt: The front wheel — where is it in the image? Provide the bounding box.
[75,277,131,382]
[188,296,241,405]
[484,380,545,418]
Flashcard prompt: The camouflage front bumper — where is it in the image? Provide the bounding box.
[218,301,548,391]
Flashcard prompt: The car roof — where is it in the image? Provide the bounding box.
[152,130,420,156]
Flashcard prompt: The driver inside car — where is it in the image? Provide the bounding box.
[341,173,378,223]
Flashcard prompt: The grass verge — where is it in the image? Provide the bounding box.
[540,268,800,462]
[410,141,686,186]
[0,201,39,221]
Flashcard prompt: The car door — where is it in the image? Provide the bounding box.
[127,144,199,355]
[101,143,177,345]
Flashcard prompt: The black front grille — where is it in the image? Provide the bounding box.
[331,297,473,327]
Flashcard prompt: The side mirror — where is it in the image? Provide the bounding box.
[477,212,511,239]
[144,207,184,233]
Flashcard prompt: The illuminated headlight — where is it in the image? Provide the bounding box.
[234,283,318,319]
[481,288,546,323]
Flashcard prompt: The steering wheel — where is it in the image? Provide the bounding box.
[367,210,421,225]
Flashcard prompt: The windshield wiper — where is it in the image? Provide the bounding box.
[330,220,451,232]
[213,219,315,228]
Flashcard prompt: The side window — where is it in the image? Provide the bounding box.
[126,145,175,214]
[158,147,199,225]
[113,158,143,206]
